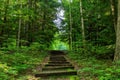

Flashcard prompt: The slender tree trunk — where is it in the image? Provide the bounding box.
[80,0,85,49]
[17,1,22,48]
[42,11,46,31]
[0,0,9,47]
[27,0,33,44]
[114,0,120,62]
[110,0,117,32]
[24,0,30,46]
[3,0,9,35]
[69,0,72,50]
[42,0,48,31]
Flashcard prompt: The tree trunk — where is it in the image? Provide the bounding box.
[17,1,22,48]
[114,0,120,62]
[69,0,72,50]
[80,0,85,49]
[110,0,117,32]
[0,0,9,47]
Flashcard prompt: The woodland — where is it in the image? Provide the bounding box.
[0,0,120,80]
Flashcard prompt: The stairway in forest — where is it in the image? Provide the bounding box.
[35,50,77,78]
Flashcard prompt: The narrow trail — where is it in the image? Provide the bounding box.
[35,50,77,80]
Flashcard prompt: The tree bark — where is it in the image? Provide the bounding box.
[17,1,22,48]
[114,0,120,62]
[80,0,85,49]
[110,0,117,32]
[69,0,72,50]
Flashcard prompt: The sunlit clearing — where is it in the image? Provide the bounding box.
[50,40,69,50]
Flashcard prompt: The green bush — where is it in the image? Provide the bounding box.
[0,63,18,80]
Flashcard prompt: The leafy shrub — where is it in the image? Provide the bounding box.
[0,63,18,80]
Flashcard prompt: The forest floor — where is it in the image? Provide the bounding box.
[0,50,119,80]
[67,51,120,80]
[20,51,113,80]
[25,56,115,80]
[16,52,50,80]
[16,51,119,80]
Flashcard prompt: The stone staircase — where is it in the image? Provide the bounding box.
[35,50,77,78]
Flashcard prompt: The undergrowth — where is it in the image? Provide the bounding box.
[0,43,47,80]
[67,46,120,80]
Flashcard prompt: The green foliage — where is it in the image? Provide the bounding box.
[50,33,69,50]
[68,52,120,80]
[50,39,69,50]
[0,0,60,49]
[0,63,17,79]
[0,0,118,79]
[0,49,47,80]
[61,0,116,51]
[29,42,47,50]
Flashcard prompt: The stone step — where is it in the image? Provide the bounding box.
[45,63,72,66]
[42,66,74,71]
[35,50,77,78]
[50,57,65,59]
[50,50,65,55]
[48,61,70,64]
[35,70,77,77]
[50,59,66,61]
[50,58,66,61]
[50,55,64,58]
